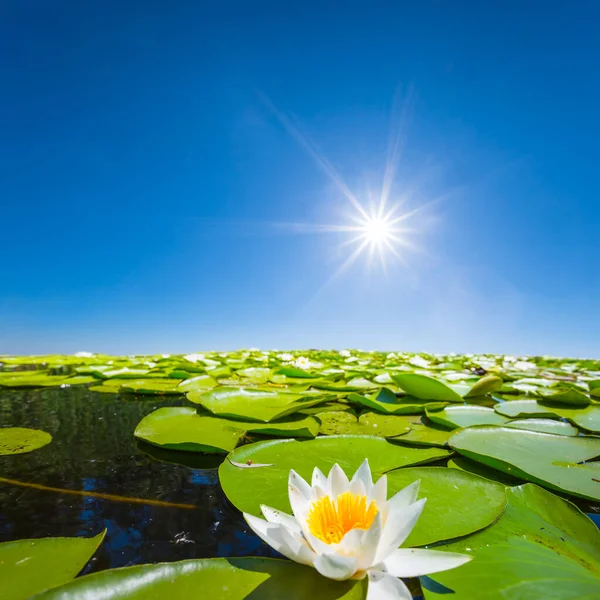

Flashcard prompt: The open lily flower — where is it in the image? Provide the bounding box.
[244,460,471,600]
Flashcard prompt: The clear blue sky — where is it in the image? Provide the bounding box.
[1,1,599,357]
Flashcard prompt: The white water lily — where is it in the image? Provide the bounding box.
[293,356,311,370]
[408,355,430,369]
[74,351,94,358]
[278,352,294,362]
[244,460,471,599]
[339,349,352,357]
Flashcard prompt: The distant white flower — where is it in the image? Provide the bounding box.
[161,354,171,359]
[244,460,471,600]
[386,352,396,359]
[74,351,94,358]
[293,356,311,370]
[503,355,517,363]
[339,349,351,357]
[184,353,205,363]
[278,353,294,362]
[408,355,430,369]
[514,360,537,372]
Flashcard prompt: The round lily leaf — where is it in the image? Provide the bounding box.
[35,557,365,600]
[0,427,52,455]
[396,420,453,447]
[120,378,183,395]
[356,412,413,437]
[1,531,105,600]
[391,374,464,402]
[187,387,330,422]
[538,386,591,406]
[449,426,600,500]
[219,436,451,516]
[463,375,503,398]
[425,405,509,429]
[177,375,218,392]
[422,484,600,599]
[316,411,359,435]
[505,418,579,436]
[386,467,507,546]
[495,400,600,433]
[348,388,438,415]
[134,408,245,454]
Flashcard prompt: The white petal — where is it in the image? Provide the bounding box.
[260,504,302,534]
[312,467,327,489]
[383,548,472,577]
[328,463,350,497]
[336,528,365,557]
[369,474,387,507]
[350,458,373,495]
[289,469,312,500]
[374,498,426,563]
[357,511,383,571]
[288,482,311,522]
[244,513,315,565]
[366,570,412,600]
[314,553,358,581]
[304,529,333,555]
[387,479,420,512]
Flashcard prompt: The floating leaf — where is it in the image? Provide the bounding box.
[176,375,218,392]
[120,378,183,395]
[395,420,453,447]
[538,386,591,406]
[449,426,600,500]
[348,388,438,415]
[36,557,365,600]
[219,436,450,516]
[505,418,579,436]
[422,484,600,599]
[425,405,509,429]
[392,374,464,402]
[134,408,245,453]
[386,467,506,546]
[0,427,52,455]
[463,375,503,398]
[187,387,330,422]
[1,531,105,600]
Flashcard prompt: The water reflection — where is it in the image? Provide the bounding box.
[0,387,278,572]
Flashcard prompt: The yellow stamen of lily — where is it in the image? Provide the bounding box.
[307,491,378,544]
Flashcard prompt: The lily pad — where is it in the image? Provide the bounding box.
[348,388,438,415]
[505,418,579,436]
[395,420,453,447]
[187,387,330,422]
[422,484,600,599]
[316,411,359,435]
[538,386,591,406]
[386,467,506,546]
[449,426,600,500]
[0,427,52,455]
[392,374,464,402]
[134,408,246,453]
[177,375,218,392]
[120,378,183,395]
[219,436,451,516]
[425,405,510,429]
[463,375,503,398]
[1,531,105,600]
[36,557,365,600]
[495,400,600,432]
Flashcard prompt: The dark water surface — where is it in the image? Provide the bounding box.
[0,387,277,574]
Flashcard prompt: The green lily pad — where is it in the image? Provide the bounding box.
[0,374,68,388]
[235,367,272,383]
[316,410,359,435]
[177,375,218,392]
[505,418,579,436]
[386,467,506,546]
[219,436,451,516]
[187,387,330,422]
[495,400,600,432]
[134,408,246,453]
[394,420,453,447]
[538,386,591,406]
[425,405,510,429]
[35,557,365,600]
[355,412,413,437]
[392,373,465,402]
[449,426,600,500]
[447,456,523,485]
[348,388,438,415]
[422,484,600,599]
[244,414,320,439]
[0,427,52,455]
[1,531,105,600]
[463,375,503,398]
[120,378,183,395]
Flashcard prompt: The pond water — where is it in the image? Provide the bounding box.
[0,387,279,574]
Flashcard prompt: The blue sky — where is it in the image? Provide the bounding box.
[1,1,599,357]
